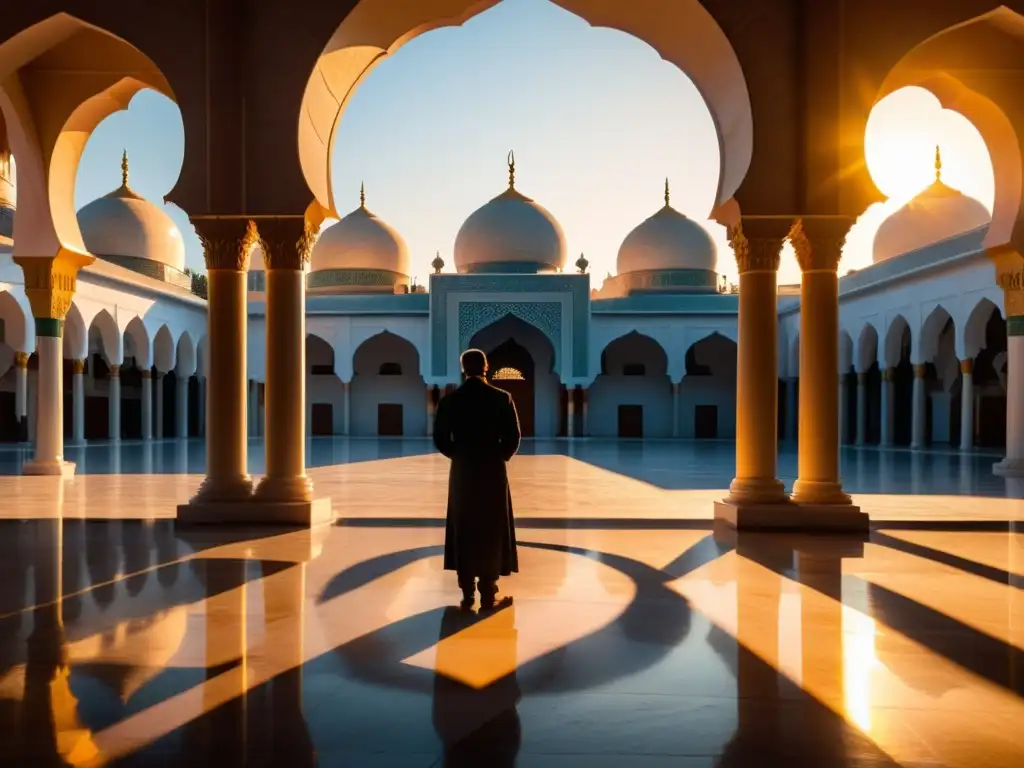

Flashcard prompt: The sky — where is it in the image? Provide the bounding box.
[73,0,995,287]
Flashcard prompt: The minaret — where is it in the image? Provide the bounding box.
[664,177,671,208]
[359,181,366,209]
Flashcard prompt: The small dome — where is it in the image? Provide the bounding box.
[310,184,409,276]
[454,152,566,274]
[77,152,185,271]
[873,147,991,263]
[617,179,717,274]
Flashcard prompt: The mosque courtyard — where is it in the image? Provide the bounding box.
[0,439,1019,766]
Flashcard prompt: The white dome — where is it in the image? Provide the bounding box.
[873,153,991,263]
[454,155,566,274]
[310,188,409,276]
[77,155,185,271]
[617,183,717,274]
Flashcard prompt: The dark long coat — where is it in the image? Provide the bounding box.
[432,376,521,577]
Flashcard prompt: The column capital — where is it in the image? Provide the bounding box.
[14,351,29,369]
[728,217,791,274]
[788,216,857,273]
[108,364,121,378]
[255,216,318,271]
[140,369,152,379]
[960,358,974,375]
[988,245,1024,318]
[13,249,94,324]
[913,364,927,379]
[72,359,85,374]
[191,217,261,272]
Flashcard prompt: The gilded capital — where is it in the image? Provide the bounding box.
[72,359,85,374]
[108,364,121,378]
[788,216,855,273]
[140,369,152,379]
[13,248,94,320]
[192,217,261,271]
[913,364,926,378]
[14,351,29,369]
[729,217,793,274]
[961,358,974,375]
[258,216,316,271]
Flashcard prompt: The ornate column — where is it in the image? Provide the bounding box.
[15,251,92,476]
[715,219,789,526]
[785,377,798,441]
[13,351,28,442]
[993,249,1024,475]
[178,218,259,518]
[108,365,121,441]
[140,370,153,440]
[911,364,927,449]
[155,372,165,439]
[788,218,864,527]
[960,359,974,452]
[855,372,867,446]
[176,373,189,438]
[72,360,85,444]
[880,369,895,446]
[672,381,682,438]
[251,217,330,524]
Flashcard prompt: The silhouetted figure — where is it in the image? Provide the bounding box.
[433,349,521,609]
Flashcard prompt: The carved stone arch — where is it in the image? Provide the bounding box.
[0,287,33,353]
[88,308,122,365]
[175,330,196,376]
[153,324,176,373]
[964,296,1001,359]
[884,314,911,368]
[599,331,670,378]
[855,322,880,373]
[458,302,562,377]
[123,315,152,369]
[63,300,87,360]
[919,304,953,363]
[838,329,854,375]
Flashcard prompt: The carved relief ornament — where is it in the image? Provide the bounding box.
[13,249,93,320]
[259,218,318,271]
[728,225,783,274]
[786,217,851,273]
[195,219,261,271]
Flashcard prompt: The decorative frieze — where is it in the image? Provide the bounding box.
[14,249,94,321]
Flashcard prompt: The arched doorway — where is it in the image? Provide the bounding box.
[487,338,535,437]
[469,314,558,438]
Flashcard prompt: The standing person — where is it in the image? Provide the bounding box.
[433,348,521,610]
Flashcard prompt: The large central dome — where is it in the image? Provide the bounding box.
[454,152,566,274]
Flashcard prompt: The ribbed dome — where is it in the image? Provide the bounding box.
[310,185,409,276]
[77,153,185,271]
[873,148,991,263]
[454,153,566,274]
[617,180,717,274]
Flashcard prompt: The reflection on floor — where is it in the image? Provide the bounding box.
[0,440,1021,765]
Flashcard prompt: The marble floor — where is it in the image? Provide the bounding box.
[0,439,1021,765]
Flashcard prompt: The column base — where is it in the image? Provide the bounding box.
[726,476,789,505]
[191,474,255,504]
[993,458,1024,477]
[714,499,868,532]
[22,459,76,478]
[176,496,333,527]
[791,479,852,506]
[255,474,314,503]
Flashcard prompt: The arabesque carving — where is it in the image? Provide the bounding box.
[193,218,260,271]
[258,216,314,271]
[13,249,94,320]
[789,217,855,272]
[729,225,784,274]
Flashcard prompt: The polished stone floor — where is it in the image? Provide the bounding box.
[0,439,1021,765]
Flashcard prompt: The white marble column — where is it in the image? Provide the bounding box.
[13,351,28,442]
[176,374,189,438]
[155,373,165,439]
[140,370,153,441]
[838,375,849,445]
[72,360,85,445]
[343,381,351,436]
[108,365,121,442]
[672,382,681,438]
[880,368,895,446]
[911,364,926,449]
[960,359,974,452]
[23,324,72,476]
[785,377,798,441]
[995,332,1024,475]
[855,372,867,446]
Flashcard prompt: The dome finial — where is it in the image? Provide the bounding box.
[359,181,366,209]
[121,149,129,188]
[508,150,516,189]
[935,144,942,183]
[664,177,670,207]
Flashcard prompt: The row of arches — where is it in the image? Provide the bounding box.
[299,317,739,440]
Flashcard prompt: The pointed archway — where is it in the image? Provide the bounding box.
[487,338,536,437]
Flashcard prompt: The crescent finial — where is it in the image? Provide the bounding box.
[508,150,516,189]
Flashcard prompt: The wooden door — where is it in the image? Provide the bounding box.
[311,403,334,435]
[694,404,718,439]
[617,405,643,438]
[378,403,404,436]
